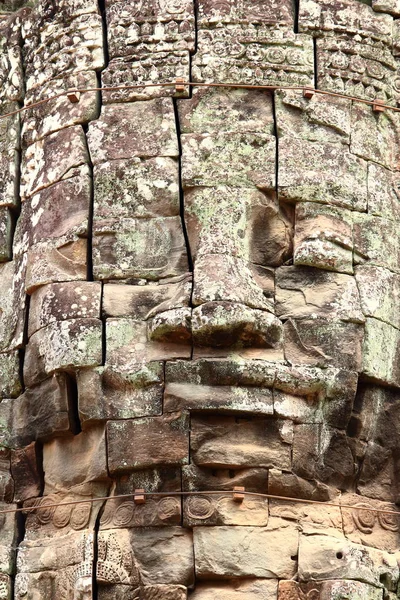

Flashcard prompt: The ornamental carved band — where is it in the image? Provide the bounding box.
[0,0,400,598]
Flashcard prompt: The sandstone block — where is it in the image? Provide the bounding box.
[367,163,400,221]
[93,216,188,281]
[130,527,194,586]
[14,168,91,256]
[279,137,367,211]
[94,157,179,220]
[164,382,273,415]
[353,213,400,273]
[11,442,42,503]
[0,256,27,352]
[24,318,103,387]
[276,266,364,322]
[181,133,275,189]
[190,414,291,470]
[373,0,400,16]
[276,90,351,143]
[87,99,178,165]
[361,318,400,387]
[294,203,353,274]
[268,468,332,502]
[77,367,163,426]
[283,318,364,371]
[192,302,282,350]
[42,426,108,493]
[28,282,101,337]
[191,580,278,600]
[25,238,88,293]
[351,103,400,170]
[178,87,275,134]
[194,520,299,579]
[99,494,181,529]
[141,585,187,600]
[298,533,399,590]
[340,493,400,553]
[103,275,192,319]
[182,464,269,494]
[197,0,294,26]
[355,266,400,329]
[0,505,17,575]
[192,28,314,88]
[184,493,268,527]
[22,70,101,146]
[0,374,71,448]
[0,351,21,398]
[21,126,89,200]
[278,580,383,600]
[0,109,19,209]
[107,413,189,473]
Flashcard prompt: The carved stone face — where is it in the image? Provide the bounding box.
[2,0,400,599]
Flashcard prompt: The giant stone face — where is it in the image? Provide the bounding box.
[0,0,400,598]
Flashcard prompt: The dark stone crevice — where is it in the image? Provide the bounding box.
[66,373,82,435]
[97,0,110,71]
[293,0,299,33]
[82,123,95,283]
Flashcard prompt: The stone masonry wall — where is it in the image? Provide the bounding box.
[0,0,400,598]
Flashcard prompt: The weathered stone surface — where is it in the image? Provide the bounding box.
[184,493,268,527]
[0,374,71,448]
[293,202,354,274]
[284,318,363,371]
[182,133,275,189]
[87,99,178,165]
[373,0,400,16]
[94,157,179,220]
[14,168,91,255]
[268,468,333,502]
[0,109,19,210]
[0,504,17,575]
[340,493,400,552]
[190,415,291,470]
[0,206,12,261]
[100,494,181,529]
[22,70,101,146]
[77,366,163,426]
[351,104,400,170]
[164,382,273,415]
[197,0,295,26]
[0,350,20,398]
[28,282,101,337]
[276,90,352,143]
[178,87,275,135]
[192,28,314,88]
[182,464,269,494]
[21,126,89,200]
[24,318,102,387]
[355,266,400,329]
[103,275,191,319]
[353,213,400,273]
[361,318,400,387]
[107,413,189,473]
[93,216,188,281]
[0,255,26,352]
[130,527,194,586]
[276,266,364,322]
[11,442,42,503]
[42,426,108,493]
[24,237,88,293]
[298,533,399,590]
[192,302,282,350]
[191,580,278,600]
[367,163,400,221]
[194,519,299,579]
[105,319,189,389]
[278,580,383,600]
[141,585,187,600]
[279,137,367,212]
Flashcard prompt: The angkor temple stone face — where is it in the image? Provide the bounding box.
[1,0,400,598]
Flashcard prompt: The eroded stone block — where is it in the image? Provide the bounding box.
[184,492,268,527]
[362,318,400,387]
[24,318,103,387]
[28,282,101,337]
[0,350,21,398]
[87,99,178,165]
[93,217,188,281]
[194,520,299,579]
[0,255,27,352]
[11,442,42,503]
[191,580,278,600]
[190,414,291,470]
[355,266,400,329]
[107,413,189,473]
[182,464,269,494]
[278,580,383,600]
